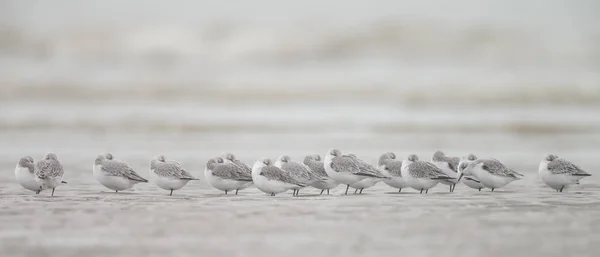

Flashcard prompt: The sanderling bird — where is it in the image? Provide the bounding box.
[93,153,148,193]
[149,155,198,196]
[15,156,43,194]
[275,155,323,196]
[252,158,307,196]
[303,155,339,195]
[221,153,253,190]
[205,157,253,195]
[401,154,452,194]
[457,154,484,191]
[431,151,460,192]
[324,149,386,195]
[378,152,408,192]
[34,153,65,196]
[346,154,386,194]
[459,158,523,191]
[539,154,591,192]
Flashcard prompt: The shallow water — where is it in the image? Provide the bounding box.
[1,132,599,257]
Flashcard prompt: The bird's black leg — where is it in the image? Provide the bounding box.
[225,190,228,195]
[478,188,481,191]
[491,188,494,192]
[115,190,118,193]
[345,185,350,195]
[51,188,55,196]
[420,189,423,194]
[320,189,324,195]
[398,188,402,193]
[36,190,40,195]
[449,185,452,192]
[235,189,239,195]
[327,189,330,195]
[169,189,173,196]
[560,186,564,192]
[426,189,429,194]
[359,189,364,194]
[354,189,358,194]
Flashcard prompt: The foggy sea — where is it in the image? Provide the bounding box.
[2,1,600,257]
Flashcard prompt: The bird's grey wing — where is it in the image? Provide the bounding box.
[548,159,590,176]
[306,160,327,177]
[482,160,518,178]
[104,161,148,182]
[233,160,252,174]
[213,163,253,181]
[152,162,184,178]
[384,160,403,177]
[408,162,451,179]
[261,166,306,186]
[355,159,386,178]
[282,162,311,181]
[330,156,360,174]
[34,160,64,179]
[170,161,197,180]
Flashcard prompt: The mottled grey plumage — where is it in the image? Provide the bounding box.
[18,156,35,173]
[406,161,451,179]
[472,159,524,178]
[378,152,396,166]
[222,153,252,175]
[151,156,197,180]
[304,155,328,178]
[547,159,590,176]
[432,151,460,172]
[97,155,148,182]
[34,153,64,179]
[329,155,361,175]
[345,154,387,178]
[211,162,253,181]
[259,165,306,187]
[384,160,403,177]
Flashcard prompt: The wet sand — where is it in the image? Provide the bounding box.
[1,132,599,257]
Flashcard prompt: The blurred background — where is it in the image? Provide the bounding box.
[0,0,599,169]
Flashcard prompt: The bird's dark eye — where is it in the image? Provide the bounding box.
[330,162,335,170]
[481,164,487,170]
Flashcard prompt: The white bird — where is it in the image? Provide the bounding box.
[539,154,591,192]
[15,156,44,194]
[252,158,307,196]
[275,155,323,196]
[458,158,523,191]
[378,152,408,192]
[221,153,253,190]
[346,154,386,194]
[303,155,339,195]
[401,154,452,194]
[149,155,198,196]
[93,153,148,192]
[457,154,484,191]
[324,149,386,195]
[431,150,460,192]
[205,157,253,195]
[34,153,65,196]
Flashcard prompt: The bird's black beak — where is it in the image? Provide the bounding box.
[457,173,463,182]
